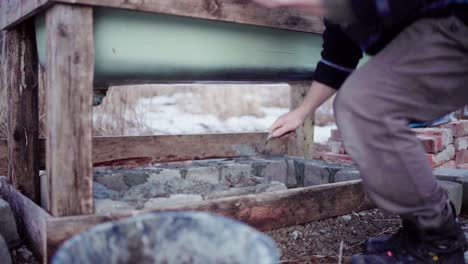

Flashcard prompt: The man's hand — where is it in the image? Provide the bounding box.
[252,0,325,15]
[268,107,308,139]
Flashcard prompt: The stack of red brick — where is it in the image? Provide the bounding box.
[320,120,468,169]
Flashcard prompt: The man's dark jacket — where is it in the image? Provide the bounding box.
[315,2,468,90]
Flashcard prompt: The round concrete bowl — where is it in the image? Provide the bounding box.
[51,212,279,264]
[35,8,322,86]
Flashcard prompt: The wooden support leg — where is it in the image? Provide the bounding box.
[287,81,314,158]
[2,19,40,203]
[46,4,94,216]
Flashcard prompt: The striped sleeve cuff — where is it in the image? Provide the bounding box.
[314,60,354,90]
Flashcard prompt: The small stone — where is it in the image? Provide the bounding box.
[290,230,303,240]
[0,199,20,248]
[341,215,352,222]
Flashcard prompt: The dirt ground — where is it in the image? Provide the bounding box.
[268,209,401,263]
[12,209,468,264]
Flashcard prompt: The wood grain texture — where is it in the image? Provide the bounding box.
[0,0,51,30]
[92,133,287,167]
[0,133,286,173]
[46,4,94,216]
[1,0,324,33]
[46,180,373,257]
[0,178,51,262]
[4,19,40,203]
[288,82,315,158]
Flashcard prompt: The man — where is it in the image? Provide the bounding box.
[253,0,468,263]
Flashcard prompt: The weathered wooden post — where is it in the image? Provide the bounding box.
[2,19,40,203]
[288,82,314,159]
[45,4,94,216]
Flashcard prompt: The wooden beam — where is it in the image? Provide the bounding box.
[4,19,40,203]
[92,133,287,167]
[0,178,51,263]
[288,82,314,158]
[0,133,287,174]
[0,0,51,30]
[46,180,373,257]
[46,4,94,216]
[1,0,324,34]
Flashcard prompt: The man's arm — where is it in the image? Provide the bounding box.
[269,81,336,138]
[269,22,362,138]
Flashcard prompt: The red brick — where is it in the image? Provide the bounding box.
[440,121,468,138]
[435,160,457,169]
[454,136,468,151]
[455,149,468,165]
[414,128,453,145]
[329,141,346,154]
[427,145,455,167]
[321,153,354,165]
[418,135,444,154]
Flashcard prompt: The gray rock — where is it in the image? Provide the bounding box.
[434,169,468,213]
[438,180,463,215]
[289,158,346,187]
[290,230,303,240]
[340,215,352,222]
[251,158,288,184]
[263,159,288,184]
[95,173,129,192]
[303,160,341,186]
[122,171,150,187]
[186,166,220,184]
[0,235,11,264]
[256,182,287,193]
[206,182,287,200]
[334,170,361,183]
[94,199,136,214]
[144,194,203,209]
[0,199,20,248]
[94,182,119,200]
[220,164,259,188]
[52,212,279,264]
[286,158,297,188]
[148,169,182,184]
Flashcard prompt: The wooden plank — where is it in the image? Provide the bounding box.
[46,4,94,216]
[0,133,287,173]
[4,19,40,203]
[0,0,51,30]
[1,0,324,33]
[92,133,287,167]
[0,177,51,262]
[46,180,373,257]
[288,82,314,158]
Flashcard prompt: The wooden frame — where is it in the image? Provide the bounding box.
[0,0,328,262]
[0,133,289,175]
[0,177,372,261]
[1,0,324,33]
